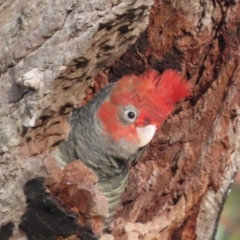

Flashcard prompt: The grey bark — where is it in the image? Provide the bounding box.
[0,0,154,239]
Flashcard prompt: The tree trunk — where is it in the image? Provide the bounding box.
[0,0,239,240]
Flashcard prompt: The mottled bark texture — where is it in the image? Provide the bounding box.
[0,0,239,240]
[0,0,154,239]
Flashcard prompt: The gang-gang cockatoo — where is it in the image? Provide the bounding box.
[53,69,191,228]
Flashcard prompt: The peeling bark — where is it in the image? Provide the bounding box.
[0,0,154,239]
[107,1,240,240]
[0,0,240,240]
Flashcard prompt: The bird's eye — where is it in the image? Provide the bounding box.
[123,108,138,123]
[127,111,136,119]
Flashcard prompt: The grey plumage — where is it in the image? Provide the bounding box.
[52,83,146,228]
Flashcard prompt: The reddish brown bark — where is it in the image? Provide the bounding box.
[1,0,240,240]
[98,1,240,239]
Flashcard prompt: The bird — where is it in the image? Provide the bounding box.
[52,69,191,229]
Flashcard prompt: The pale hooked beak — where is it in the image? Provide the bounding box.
[136,125,157,147]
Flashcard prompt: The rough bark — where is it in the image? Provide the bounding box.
[0,0,154,239]
[0,0,240,240]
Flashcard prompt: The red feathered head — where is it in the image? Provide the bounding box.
[97,69,191,148]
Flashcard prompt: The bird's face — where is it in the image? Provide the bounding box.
[119,105,157,148]
[96,87,168,153]
[95,69,191,153]
[96,102,158,151]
